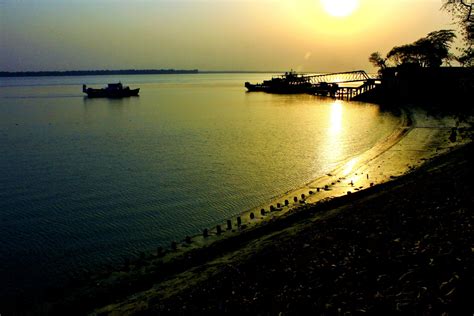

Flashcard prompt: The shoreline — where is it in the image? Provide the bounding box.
[111,107,413,257]
[86,115,472,315]
[165,106,465,253]
[28,106,471,315]
[114,141,472,315]
[90,118,471,315]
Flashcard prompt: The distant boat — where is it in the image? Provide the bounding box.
[82,82,139,98]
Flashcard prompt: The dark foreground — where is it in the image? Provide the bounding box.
[21,142,474,315]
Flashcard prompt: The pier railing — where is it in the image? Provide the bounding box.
[307,70,371,84]
[304,70,378,100]
[336,80,378,100]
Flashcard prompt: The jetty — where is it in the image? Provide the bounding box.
[245,70,379,101]
[306,70,378,100]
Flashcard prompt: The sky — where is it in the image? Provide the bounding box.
[0,0,456,72]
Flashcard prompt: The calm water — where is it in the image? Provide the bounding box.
[0,74,399,298]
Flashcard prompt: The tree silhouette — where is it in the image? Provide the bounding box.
[368,52,387,71]
[386,30,456,67]
[442,0,473,66]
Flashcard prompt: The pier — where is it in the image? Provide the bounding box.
[335,79,378,100]
[245,70,380,101]
[305,70,379,100]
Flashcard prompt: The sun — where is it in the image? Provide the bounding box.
[320,0,359,17]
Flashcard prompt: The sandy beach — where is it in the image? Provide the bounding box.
[29,105,472,315]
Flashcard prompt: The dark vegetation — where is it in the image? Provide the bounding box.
[375,30,457,68]
[375,66,473,112]
[443,0,473,66]
[369,30,457,71]
[370,0,473,69]
[367,2,473,110]
[367,26,473,115]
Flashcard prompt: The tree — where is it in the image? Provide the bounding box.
[425,29,457,66]
[387,42,426,66]
[457,46,474,66]
[386,30,456,67]
[442,0,473,66]
[442,0,473,42]
[368,52,387,71]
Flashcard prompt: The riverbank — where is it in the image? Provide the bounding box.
[96,140,473,315]
[163,107,468,251]
[31,108,472,315]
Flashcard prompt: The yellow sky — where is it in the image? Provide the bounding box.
[0,0,455,72]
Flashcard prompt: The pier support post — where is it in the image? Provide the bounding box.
[203,228,209,238]
[227,219,232,230]
[237,216,242,227]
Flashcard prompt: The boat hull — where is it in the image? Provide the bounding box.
[245,82,313,94]
[245,76,339,97]
[85,88,140,98]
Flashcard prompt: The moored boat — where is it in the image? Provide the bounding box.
[245,71,313,94]
[82,82,140,98]
[245,71,340,96]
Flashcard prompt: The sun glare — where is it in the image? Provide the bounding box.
[320,0,359,17]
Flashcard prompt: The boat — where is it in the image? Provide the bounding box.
[244,71,314,94]
[82,82,140,98]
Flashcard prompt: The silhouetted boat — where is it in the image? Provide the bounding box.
[82,83,140,98]
[245,71,314,94]
[245,71,340,96]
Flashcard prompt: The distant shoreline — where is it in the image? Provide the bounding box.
[0,69,199,77]
[0,70,286,77]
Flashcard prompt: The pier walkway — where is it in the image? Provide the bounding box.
[305,70,379,100]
